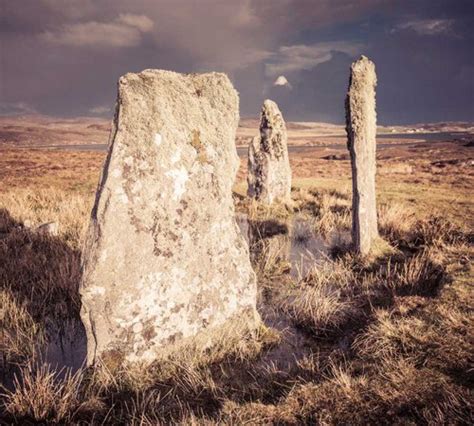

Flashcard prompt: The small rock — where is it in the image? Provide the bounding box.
[322,154,349,161]
[36,222,59,236]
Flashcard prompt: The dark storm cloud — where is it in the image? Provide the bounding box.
[1,0,473,123]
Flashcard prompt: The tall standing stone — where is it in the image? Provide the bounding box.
[80,70,259,365]
[345,56,379,255]
[247,100,291,204]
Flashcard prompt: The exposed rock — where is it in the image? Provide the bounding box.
[36,221,59,236]
[345,56,379,255]
[19,219,59,236]
[322,154,349,161]
[80,70,259,366]
[247,100,292,204]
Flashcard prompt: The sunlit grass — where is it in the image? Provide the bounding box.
[0,145,472,423]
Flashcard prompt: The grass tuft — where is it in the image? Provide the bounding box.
[2,363,84,423]
[0,289,44,364]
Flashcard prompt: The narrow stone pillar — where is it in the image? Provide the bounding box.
[80,70,259,365]
[345,56,379,255]
[247,100,292,204]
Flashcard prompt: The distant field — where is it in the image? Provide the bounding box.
[2,115,473,148]
[1,121,472,227]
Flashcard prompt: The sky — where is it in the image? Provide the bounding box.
[1,0,473,124]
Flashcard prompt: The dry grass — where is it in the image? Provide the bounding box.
[0,148,102,192]
[0,137,473,423]
[282,284,356,334]
[278,214,468,344]
[244,197,293,221]
[219,321,472,424]
[378,202,418,242]
[0,289,44,364]
[0,189,87,323]
[293,187,352,238]
[1,189,470,423]
[355,272,473,375]
[1,321,279,424]
[0,188,92,249]
[280,259,357,334]
[249,228,292,281]
[2,363,84,423]
[0,226,81,321]
[383,248,446,296]
[94,318,276,389]
[409,215,470,247]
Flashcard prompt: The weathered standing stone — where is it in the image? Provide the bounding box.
[345,56,379,255]
[80,70,259,365]
[247,100,291,204]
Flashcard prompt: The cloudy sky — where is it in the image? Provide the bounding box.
[1,0,473,124]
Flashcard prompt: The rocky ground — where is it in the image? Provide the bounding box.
[0,116,473,424]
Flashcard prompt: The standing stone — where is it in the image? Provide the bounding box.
[247,100,291,204]
[345,56,379,255]
[80,70,259,365]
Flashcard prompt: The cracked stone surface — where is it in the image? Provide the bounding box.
[247,100,292,204]
[345,56,379,255]
[80,69,259,365]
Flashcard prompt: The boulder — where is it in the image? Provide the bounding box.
[80,70,259,365]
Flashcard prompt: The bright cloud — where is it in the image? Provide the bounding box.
[392,19,454,36]
[265,42,364,76]
[89,105,112,115]
[40,14,154,48]
[0,101,38,115]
